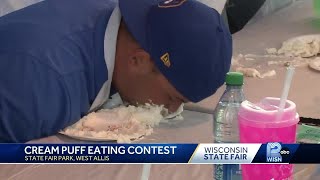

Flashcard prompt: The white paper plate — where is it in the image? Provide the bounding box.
[58,104,184,142]
[59,131,117,142]
[59,116,184,142]
[59,115,183,142]
[309,58,320,72]
[59,131,145,142]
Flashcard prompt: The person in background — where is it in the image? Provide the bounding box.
[225,0,266,34]
[0,0,232,142]
[197,0,266,34]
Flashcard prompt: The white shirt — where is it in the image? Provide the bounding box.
[89,5,122,111]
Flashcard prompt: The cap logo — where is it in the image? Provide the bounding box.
[158,0,187,8]
[160,53,171,67]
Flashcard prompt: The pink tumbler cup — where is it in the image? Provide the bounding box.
[238,97,299,180]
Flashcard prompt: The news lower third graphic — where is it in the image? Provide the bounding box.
[190,144,259,164]
[0,143,319,164]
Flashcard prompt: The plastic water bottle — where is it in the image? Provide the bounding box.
[213,72,245,180]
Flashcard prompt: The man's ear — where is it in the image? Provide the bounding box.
[128,49,154,75]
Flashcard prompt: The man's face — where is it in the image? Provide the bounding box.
[113,22,189,112]
[113,66,188,112]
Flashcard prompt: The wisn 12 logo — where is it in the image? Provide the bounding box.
[266,142,290,163]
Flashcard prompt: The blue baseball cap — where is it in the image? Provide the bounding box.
[119,0,232,102]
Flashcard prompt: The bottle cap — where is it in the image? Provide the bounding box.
[226,72,244,86]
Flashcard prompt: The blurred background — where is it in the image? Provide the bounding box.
[0,0,298,34]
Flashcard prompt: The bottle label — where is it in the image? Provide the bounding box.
[214,164,242,180]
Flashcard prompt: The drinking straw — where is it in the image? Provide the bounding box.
[140,164,152,180]
[276,66,295,120]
